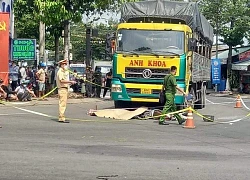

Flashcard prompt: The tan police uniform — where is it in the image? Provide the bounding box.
[56,61,69,121]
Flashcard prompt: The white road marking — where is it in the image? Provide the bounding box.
[220,117,246,124]
[241,99,250,110]
[218,116,242,120]
[9,102,30,105]
[204,97,250,124]
[0,112,29,116]
[206,98,215,104]
[13,106,51,118]
[226,97,235,100]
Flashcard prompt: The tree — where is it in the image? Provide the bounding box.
[14,0,39,39]
[34,0,137,63]
[14,0,56,66]
[200,0,250,90]
[70,20,118,62]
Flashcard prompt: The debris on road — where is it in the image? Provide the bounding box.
[88,107,148,120]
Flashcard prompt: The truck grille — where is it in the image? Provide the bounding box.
[125,67,170,79]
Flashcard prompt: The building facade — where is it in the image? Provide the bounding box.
[0,0,14,38]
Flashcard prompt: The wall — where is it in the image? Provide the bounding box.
[0,0,14,38]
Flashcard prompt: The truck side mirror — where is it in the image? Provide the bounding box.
[188,38,197,51]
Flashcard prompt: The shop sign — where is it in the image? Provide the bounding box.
[239,50,250,61]
[211,59,221,84]
[11,39,36,60]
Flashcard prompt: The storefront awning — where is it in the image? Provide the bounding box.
[232,60,250,71]
[212,46,250,64]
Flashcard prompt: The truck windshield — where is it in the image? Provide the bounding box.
[70,67,86,74]
[117,29,185,55]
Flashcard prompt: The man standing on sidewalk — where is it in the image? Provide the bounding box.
[56,60,76,123]
[36,63,46,98]
[159,66,186,125]
[9,61,19,91]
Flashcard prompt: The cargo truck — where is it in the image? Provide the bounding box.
[110,0,213,109]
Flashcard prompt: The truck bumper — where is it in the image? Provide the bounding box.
[111,78,185,104]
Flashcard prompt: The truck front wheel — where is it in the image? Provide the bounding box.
[194,85,206,109]
[114,101,123,108]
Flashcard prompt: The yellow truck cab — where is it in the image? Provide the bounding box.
[111,0,213,109]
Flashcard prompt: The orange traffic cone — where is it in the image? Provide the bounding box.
[183,109,195,129]
[235,95,242,108]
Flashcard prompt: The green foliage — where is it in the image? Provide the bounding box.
[200,0,250,46]
[14,0,39,39]
[71,20,118,62]
[14,0,138,60]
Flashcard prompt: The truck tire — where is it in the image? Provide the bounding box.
[202,85,206,108]
[194,89,203,109]
[114,101,123,108]
[194,85,206,109]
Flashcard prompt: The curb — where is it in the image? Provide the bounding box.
[208,93,250,99]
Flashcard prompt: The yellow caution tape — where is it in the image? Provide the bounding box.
[190,108,214,122]
[40,87,57,100]
[67,69,110,89]
[191,107,250,124]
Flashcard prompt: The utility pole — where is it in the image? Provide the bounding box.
[39,1,46,65]
[215,0,219,92]
[64,20,70,64]
[86,27,91,67]
[226,0,236,91]
[64,0,71,66]
[39,21,46,64]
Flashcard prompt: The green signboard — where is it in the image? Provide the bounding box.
[12,39,36,60]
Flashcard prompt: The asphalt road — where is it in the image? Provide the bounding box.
[0,95,250,180]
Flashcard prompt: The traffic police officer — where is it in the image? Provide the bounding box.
[159,66,186,125]
[56,60,76,123]
[93,67,102,98]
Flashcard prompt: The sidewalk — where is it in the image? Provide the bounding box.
[207,89,250,99]
[0,97,112,107]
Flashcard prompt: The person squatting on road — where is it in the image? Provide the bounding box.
[0,78,18,101]
[9,61,19,91]
[159,66,186,125]
[56,60,76,123]
[15,80,36,101]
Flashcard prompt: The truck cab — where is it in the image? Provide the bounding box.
[69,64,86,78]
[110,0,213,109]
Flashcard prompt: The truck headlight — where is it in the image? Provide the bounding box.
[111,84,122,92]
